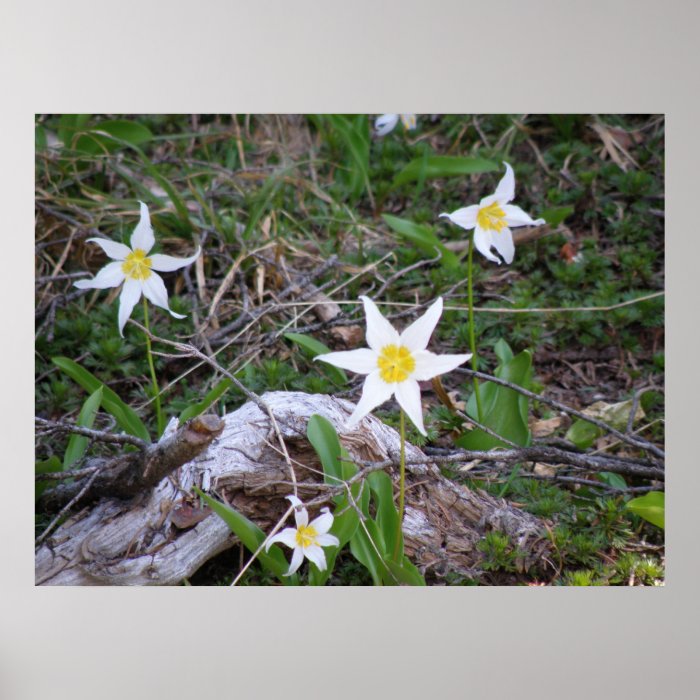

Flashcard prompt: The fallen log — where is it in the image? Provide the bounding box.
[35,392,552,585]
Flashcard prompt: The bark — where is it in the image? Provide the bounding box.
[35,392,552,586]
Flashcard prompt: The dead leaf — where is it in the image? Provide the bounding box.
[530,415,566,438]
[582,399,645,431]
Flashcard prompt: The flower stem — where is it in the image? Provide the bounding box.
[142,299,164,436]
[467,230,484,421]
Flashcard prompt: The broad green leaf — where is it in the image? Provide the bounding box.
[307,414,345,485]
[63,386,103,469]
[597,472,628,490]
[382,214,460,270]
[458,349,532,450]
[626,491,664,529]
[179,378,231,423]
[540,205,574,227]
[350,520,388,585]
[35,456,62,501]
[196,489,298,584]
[57,114,91,148]
[285,333,347,385]
[385,557,426,586]
[74,120,153,155]
[494,338,514,365]
[565,419,602,450]
[367,470,402,562]
[391,155,498,188]
[52,357,150,442]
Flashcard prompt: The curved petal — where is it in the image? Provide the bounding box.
[285,547,304,576]
[315,533,340,548]
[314,348,378,375]
[309,508,334,535]
[74,261,125,290]
[502,204,545,228]
[473,226,500,264]
[493,162,515,203]
[400,297,443,352]
[375,114,399,136]
[400,114,417,130]
[294,504,308,529]
[360,296,400,352]
[286,495,303,508]
[85,237,131,261]
[141,273,186,319]
[149,247,201,272]
[130,201,155,253]
[117,278,142,336]
[491,227,515,264]
[394,379,426,436]
[346,370,396,430]
[439,206,478,231]
[412,349,472,381]
[303,544,327,571]
[266,527,298,551]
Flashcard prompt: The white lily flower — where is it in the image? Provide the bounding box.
[439,162,545,265]
[375,113,418,136]
[315,296,471,436]
[74,202,201,336]
[265,495,340,576]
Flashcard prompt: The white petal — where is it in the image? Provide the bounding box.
[473,226,501,264]
[493,162,515,203]
[346,370,396,430]
[502,204,545,228]
[314,348,378,375]
[149,247,201,272]
[286,495,303,508]
[285,547,305,576]
[117,278,142,336]
[375,114,399,136]
[400,114,417,130]
[303,544,327,571]
[141,274,186,319]
[315,533,340,548]
[394,379,426,436]
[439,206,478,231]
[360,296,400,353]
[400,297,443,352]
[310,508,334,535]
[491,227,515,264]
[412,349,472,381]
[84,237,131,261]
[130,201,155,253]
[294,504,309,529]
[266,527,298,551]
[74,261,125,290]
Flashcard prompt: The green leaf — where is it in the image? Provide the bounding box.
[179,378,231,423]
[565,419,602,450]
[596,472,628,490]
[196,489,298,584]
[284,333,347,385]
[52,357,150,442]
[391,155,498,189]
[36,456,62,501]
[63,386,103,469]
[626,491,664,529]
[384,557,426,586]
[493,338,514,364]
[307,414,345,485]
[57,114,91,148]
[350,520,388,585]
[458,349,532,450]
[382,214,460,270]
[324,115,371,201]
[74,119,153,155]
[367,470,402,562]
[540,205,574,227]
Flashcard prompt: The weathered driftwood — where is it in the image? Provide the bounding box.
[35,392,551,585]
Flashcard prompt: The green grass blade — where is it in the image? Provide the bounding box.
[391,155,498,189]
[179,378,232,423]
[382,214,459,269]
[284,333,348,385]
[63,386,103,469]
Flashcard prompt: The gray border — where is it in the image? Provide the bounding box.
[5,0,697,698]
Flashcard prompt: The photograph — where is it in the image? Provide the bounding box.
[34,113,665,586]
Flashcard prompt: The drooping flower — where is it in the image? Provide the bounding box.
[375,113,418,136]
[265,495,340,576]
[315,296,471,436]
[439,162,545,264]
[74,202,200,336]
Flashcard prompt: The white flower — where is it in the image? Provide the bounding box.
[375,113,417,136]
[315,296,471,436]
[439,162,545,264]
[265,495,340,576]
[74,202,200,336]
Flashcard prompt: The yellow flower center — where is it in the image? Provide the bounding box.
[295,524,318,549]
[377,344,416,384]
[121,249,153,281]
[477,201,507,232]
